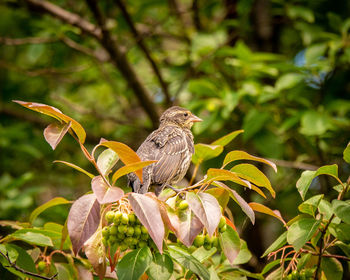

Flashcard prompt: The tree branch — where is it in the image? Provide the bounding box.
[0,36,56,45]
[0,251,57,280]
[85,0,160,128]
[115,0,172,106]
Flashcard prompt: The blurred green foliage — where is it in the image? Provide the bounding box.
[0,0,349,275]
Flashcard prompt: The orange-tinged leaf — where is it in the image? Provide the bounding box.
[249,202,286,225]
[14,100,86,143]
[206,168,251,189]
[44,122,71,150]
[223,150,277,172]
[128,193,165,253]
[231,164,275,198]
[91,176,124,204]
[112,161,156,185]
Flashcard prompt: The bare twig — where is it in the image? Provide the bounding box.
[0,251,58,280]
[0,36,56,45]
[267,159,319,171]
[301,249,350,262]
[116,0,172,106]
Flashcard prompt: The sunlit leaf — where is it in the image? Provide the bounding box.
[111,160,156,185]
[321,257,343,280]
[332,200,350,224]
[343,143,350,164]
[14,100,86,143]
[44,122,71,150]
[147,253,173,280]
[186,192,221,236]
[205,187,230,209]
[10,229,53,247]
[298,194,323,217]
[262,232,287,258]
[29,197,71,224]
[117,248,152,280]
[128,193,165,253]
[91,176,124,204]
[192,247,217,262]
[54,160,95,178]
[67,194,100,255]
[223,150,277,172]
[206,168,251,189]
[275,73,303,92]
[192,144,223,165]
[233,240,252,265]
[219,225,241,265]
[97,149,119,176]
[211,130,244,146]
[231,164,275,197]
[249,202,285,224]
[329,223,350,243]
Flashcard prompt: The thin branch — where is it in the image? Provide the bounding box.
[301,249,350,262]
[192,0,202,31]
[24,0,102,39]
[85,0,160,128]
[0,36,56,45]
[116,0,172,106]
[0,251,58,280]
[267,158,319,171]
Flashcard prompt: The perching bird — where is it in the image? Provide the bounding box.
[128,106,202,195]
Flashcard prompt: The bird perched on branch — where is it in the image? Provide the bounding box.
[128,106,202,195]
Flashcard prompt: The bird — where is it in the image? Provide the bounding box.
[128,106,202,195]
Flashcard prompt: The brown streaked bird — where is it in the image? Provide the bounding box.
[128,106,202,195]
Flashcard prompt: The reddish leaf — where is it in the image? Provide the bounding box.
[205,187,230,209]
[249,202,286,225]
[128,193,165,253]
[111,160,156,185]
[219,226,241,265]
[206,168,251,189]
[91,176,124,204]
[223,150,277,172]
[14,100,86,143]
[186,192,221,237]
[67,194,100,255]
[44,122,71,150]
[167,207,203,247]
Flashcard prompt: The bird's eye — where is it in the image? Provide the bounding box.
[184,113,188,117]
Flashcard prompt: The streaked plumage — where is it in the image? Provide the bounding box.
[128,106,202,195]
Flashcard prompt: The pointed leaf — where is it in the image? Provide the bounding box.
[97,149,119,176]
[206,168,252,188]
[112,160,156,185]
[9,229,53,247]
[29,197,71,224]
[14,100,86,143]
[223,150,277,172]
[206,187,230,209]
[249,202,285,224]
[192,144,223,164]
[233,240,252,265]
[262,232,287,258]
[332,200,350,224]
[320,257,343,280]
[298,194,324,217]
[67,194,100,255]
[219,225,241,265]
[167,205,203,247]
[117,247,152,280]
[168,245,210,280]
[91,176,124,204]
[147,253,173,280]
[287,217,321,251]
[192,247,217,262]
[186,192,221,236]
[231,164,275,197]
[44,122,71,150]
[128,193,165,253]
[211,130,244,146]
[54,160,95,178]
[343,143,350,164]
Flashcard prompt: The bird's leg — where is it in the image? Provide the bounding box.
[162,184,185,193]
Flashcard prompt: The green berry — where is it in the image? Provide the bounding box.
[212,236,219,248]
[102,227,109,237]
[131,238,138,245]
[113,211,122,224]
[141,233,149,240]
[128,213,136,224]
[219,224,227,233]
[134,226,141,236]
[178,200,189,210]
[105,211,115,223]
[204,243,212,250]
[121,213,129,224]
[37,261,46,271]
[102,237,108,247]
[109,235,117,243]
[116,232,125,240]
[219,216,226,229]
[193,234,205,247]
[126,227,135,236]
[141,225,148,234]
[120,243,128,251]
[109,225,118,235]
[118,224,127,234]
[138,240,147,248]
[204,234,214,244]
[125,237,133,245]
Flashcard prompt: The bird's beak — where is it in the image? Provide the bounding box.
[189,114,202,123]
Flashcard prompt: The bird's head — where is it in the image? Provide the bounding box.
[160,106,202,129]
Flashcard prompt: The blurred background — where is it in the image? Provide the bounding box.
[1,0,350,273]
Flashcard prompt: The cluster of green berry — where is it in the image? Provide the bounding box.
[283,268,315,280]
[102,210,150,251]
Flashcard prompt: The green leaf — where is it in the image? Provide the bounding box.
[242,110,270,141]
[266,266,284,280]
[343,143,350,164]
[10,229,53,247]
[231,164,275,198]
[233,240,252,265]
[262,232,287,258]
[97,148,119,176]
[147,253,173,280]
[192,144,223,165]
[29,197,71,224]
[287,217,321,251]
[305,43,327,65]
[261,258,291,275]
[298,194,324,217]
[318,199,333,220]
[329,223,350,242]
[296,165,341,200]
[219,225,241,265]
[332,200,350,224]
[54,160,95,178]
[211,130,244,146]
[168,245,210,280]
[275,73,304,92]
[320,257,343,280]
[300,111,332,136]
[117,247,152,280]
[192,247,217,262]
